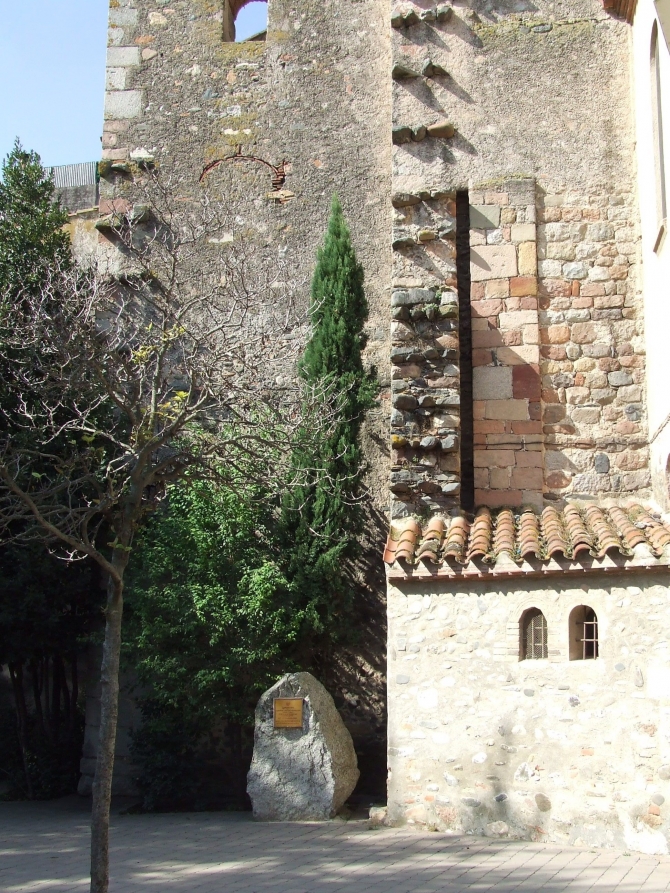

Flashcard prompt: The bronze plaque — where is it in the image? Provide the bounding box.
[273,697,304,729]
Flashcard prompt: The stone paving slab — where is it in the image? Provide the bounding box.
[1,798,670,893]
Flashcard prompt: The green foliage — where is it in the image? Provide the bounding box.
[0,140,70,298]
[127,480,312,809]
[0,145,96,800]
[279,196,375,637]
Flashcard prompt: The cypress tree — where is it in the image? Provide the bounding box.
[280,196,375,646]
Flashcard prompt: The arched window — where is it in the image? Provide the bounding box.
[520,608,548,660]
[651,21,667,233]
[569,605,599,660]
[223,0,268,43]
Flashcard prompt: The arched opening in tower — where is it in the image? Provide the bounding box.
[225,0,268,42]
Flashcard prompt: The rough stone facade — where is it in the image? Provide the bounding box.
[100,0,393,506]
[387,571,670,854]
[470,179,543,510]
[74,0,670,842]
[383,0,668,858]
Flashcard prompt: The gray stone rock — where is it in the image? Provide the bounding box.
[392,126,413,145]
[594,453,610,474]
[535,793,552,812]
[608,371,633,387]
[247,672,359,821]
[486,821,509,836]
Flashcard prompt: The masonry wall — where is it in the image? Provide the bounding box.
[101,0,393,507]
[387,573,670,854]
[86,0,393,798]
[391,0,649,505]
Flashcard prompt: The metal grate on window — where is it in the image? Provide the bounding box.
[523,609,548,660]
[581,608,598,659]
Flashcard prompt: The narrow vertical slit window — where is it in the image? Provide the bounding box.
[651,21,667,245]
[456,190,474,512]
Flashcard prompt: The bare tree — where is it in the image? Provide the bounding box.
[0,172,335,893]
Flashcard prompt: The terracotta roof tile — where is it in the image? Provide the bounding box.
[383,502,670,576]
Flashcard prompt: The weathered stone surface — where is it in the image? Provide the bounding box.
[247,673,359,821]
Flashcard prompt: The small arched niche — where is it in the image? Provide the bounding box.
[520,608,548,661]
[569,605,599,660]
[223,0,268,42]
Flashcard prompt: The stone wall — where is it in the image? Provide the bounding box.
[387,572,670,854]
[390,0,649,504]
[538,188,649,501]
[100,0,392,507]
[83,0,393,799]
[390,194,462,518]
[470,179,542,509]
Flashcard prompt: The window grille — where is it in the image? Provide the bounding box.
[522,609,548,660]
[581,608,598,660]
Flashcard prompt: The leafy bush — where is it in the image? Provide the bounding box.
[127,480,312,809]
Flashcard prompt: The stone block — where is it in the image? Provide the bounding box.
[511,466,543,489]
[566,387,591,404]
[109,8,139,26]
[515,450,543,467]
[499,310,537,329]
[496,345,540,365]
[513,365,541,400]
[470,205,500,229]
[518,241,537,276]
[510,276,538,296]
[490,467,511,489]
[473,328,503,348]
[107,46,141,67]
[511,224,536,243]
[484,399,529,420]
[570,322,598,344]
[247,673,359,821]
[475,488,523,507]
[523,324,539,344]
[470,246,517,281]
[473,366,513,400]
[473,449,517,467]
[471,299,503,318]
[105,90,143,120]
[484,278,510,298]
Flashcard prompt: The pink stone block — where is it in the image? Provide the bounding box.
[470,245,518,282]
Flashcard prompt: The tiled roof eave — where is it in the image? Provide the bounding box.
[387,552,670,582]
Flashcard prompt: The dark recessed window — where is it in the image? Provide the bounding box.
[521,608,548,660]
[569,605,599,660]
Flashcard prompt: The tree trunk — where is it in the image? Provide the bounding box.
[70,651,79,739]
[30,658,46,739]
[89,547,129,893]
[8,663,34,800]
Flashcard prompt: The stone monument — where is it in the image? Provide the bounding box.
[247,672,359,821]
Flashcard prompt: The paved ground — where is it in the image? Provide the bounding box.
[2,797,670,893]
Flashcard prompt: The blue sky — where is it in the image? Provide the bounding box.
[0,0,268,169]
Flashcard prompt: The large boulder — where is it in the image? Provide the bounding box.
[247,672,359,820]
